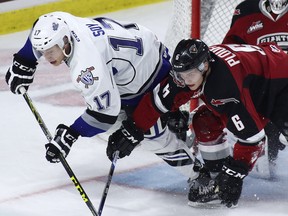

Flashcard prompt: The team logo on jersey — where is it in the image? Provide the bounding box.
[189,44,198,54]
[52,22,59,31]
[233,9,241,16]
[76,66,98,88]
[257,32,288,45]
[211,98,240,107]
[270,44,281,53]
[247,21,263,34]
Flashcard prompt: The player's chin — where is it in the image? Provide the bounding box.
[187,84,197,90]
[50,60,60,66]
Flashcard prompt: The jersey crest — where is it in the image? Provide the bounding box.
[247,21,263,34]
[211,98,240,107]
[76,66,98,88]
[233,9,241,16]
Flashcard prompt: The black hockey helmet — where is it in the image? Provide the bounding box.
[171,38,210,73]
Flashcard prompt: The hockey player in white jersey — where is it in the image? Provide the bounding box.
[5,12,196,179]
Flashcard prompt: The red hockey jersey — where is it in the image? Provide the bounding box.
[133,43,288,167]
[223,0,288,51]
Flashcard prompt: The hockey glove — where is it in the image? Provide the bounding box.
[5,53,37,94]
[167,110,189,141]
[215,157,249,208]
[106,118,144,161]
[45,124,79,163]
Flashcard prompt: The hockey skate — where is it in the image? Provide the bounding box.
[188,160,221,208]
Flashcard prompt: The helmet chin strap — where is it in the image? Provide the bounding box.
[201,63,211,82]
[193,66,211,99]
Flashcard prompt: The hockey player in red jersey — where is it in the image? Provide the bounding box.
[223,0,288,50]
[107,38,288,207]
[223,0,288,162]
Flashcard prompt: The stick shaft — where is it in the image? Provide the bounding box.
[98,151,119,216]
[22,92,98,216]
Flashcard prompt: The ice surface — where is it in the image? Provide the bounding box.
[0,1,288,216]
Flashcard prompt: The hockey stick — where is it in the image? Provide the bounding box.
[21,90,98,216]
[98,150,119,216]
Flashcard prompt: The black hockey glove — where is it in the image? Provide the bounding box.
[167,110,189,141]
[215,157,249,208]
[106,118,144,161]
[5,53,37,94]
[45,124,79,163]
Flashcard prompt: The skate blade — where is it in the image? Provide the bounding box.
[188,199,222,208]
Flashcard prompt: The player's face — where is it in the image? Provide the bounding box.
[178,68,204,90]
[41,45,65,66]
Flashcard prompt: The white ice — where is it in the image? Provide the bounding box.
[0,1,288,216]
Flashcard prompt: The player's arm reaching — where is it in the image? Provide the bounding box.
[6,13,122,163]
[45,40,121,163]
[106,74,194,160]
[5,35,39,94]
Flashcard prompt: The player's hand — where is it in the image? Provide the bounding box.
[106,119,144,161]
[45,124,79,163]
[215,157,248,207]
[5,53,37,94]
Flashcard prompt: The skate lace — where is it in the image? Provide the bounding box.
[198,180,215,195]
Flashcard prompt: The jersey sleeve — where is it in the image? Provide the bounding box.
[69,35,121,137]
[133,74,193,132]
[222,13,247,44]
[17,29,41,62]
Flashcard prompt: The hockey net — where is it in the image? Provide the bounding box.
[165,0,244,113]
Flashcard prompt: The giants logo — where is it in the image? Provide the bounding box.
[257,33,288,45]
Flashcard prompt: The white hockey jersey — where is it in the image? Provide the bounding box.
[27,12,170,137]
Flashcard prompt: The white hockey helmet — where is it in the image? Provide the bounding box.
[31,13,72,52]
[268,0,288,14]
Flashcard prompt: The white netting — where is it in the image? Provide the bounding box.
[202,0,244,46]
[165,0,193,54]
[165,0,244,53]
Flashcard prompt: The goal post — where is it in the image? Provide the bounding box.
[190,0,201,112]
